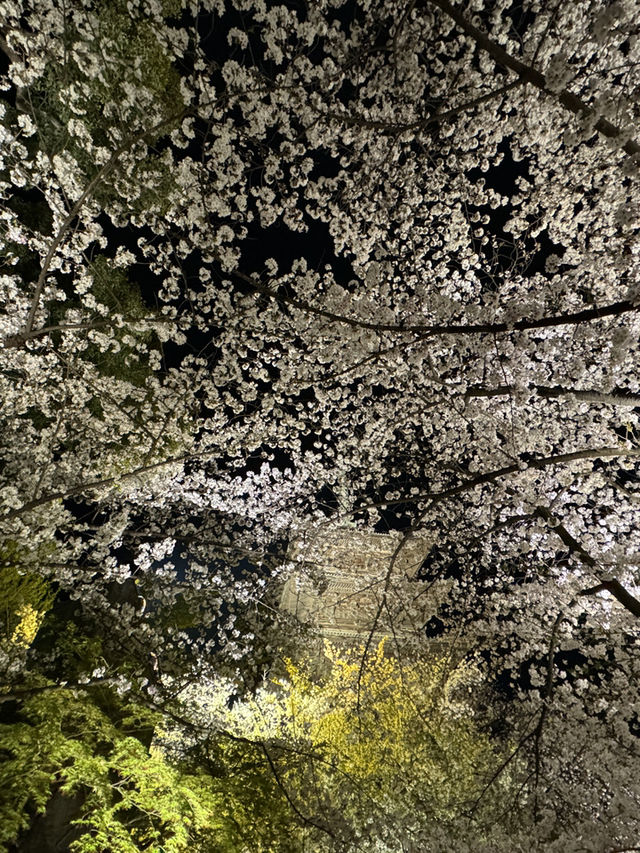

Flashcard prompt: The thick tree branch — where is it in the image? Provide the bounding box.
[323,80,520,135]
[2,452,198,519]
[466,384,640,407]
[2,317,175,349]
[534,505,598,569]
[534,506,640,618]
[426,0,640,157]
[233,263,640,337]
[579,580,640,619]
[421,300,640,335]
[357,446,640,512]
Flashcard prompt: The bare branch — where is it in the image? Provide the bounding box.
[260,744,336,839]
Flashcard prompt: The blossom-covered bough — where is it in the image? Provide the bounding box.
[1,0,640,849]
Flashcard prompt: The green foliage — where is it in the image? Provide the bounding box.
[29,1,183,155]
[0,627,515,852]
[34,617,105,682]
[160,727,312,853]
[163,593,198,630]
[37,252,159,389]
[76,255,154,386]
[0,688,218,853]
[2,1,185,222]
[88,256,148,322]
[156,642,516,850]
[0,678,310,853]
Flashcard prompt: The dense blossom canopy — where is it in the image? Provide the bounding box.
[1,0,640,849]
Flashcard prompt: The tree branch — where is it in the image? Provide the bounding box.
[323,80,520,135]
[534,506,640,619]
[3,316,175,349]
[466,384,640,408]
[233,263,640,337]
[260,743,336,839]
[533,608,566,817]
[579,580,640,619]
[2,451,197,519]
[426,0,640,157]
[0,675,114,703]
[357,447,640,512]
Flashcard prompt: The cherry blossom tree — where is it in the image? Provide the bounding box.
[1,0,640,849]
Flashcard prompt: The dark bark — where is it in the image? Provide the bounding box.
[10,787,86,853]
[233,262,640,337]
[580,580,640,619]
[534,506,640,618]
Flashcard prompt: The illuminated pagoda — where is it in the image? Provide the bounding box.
[279,527,432,644]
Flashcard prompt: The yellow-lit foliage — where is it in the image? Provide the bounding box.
[10,605,43,648]
[278,640,503,822]
[0,544,53,650]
